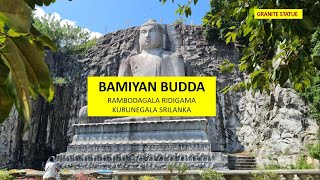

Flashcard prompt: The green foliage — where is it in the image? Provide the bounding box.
[164,0,320,94]
[200,169,225,180]
[302,74,320,122]
[219,59,236,73]
[177,163,188,174]
[262,163,286,170]
[0,170,13,180]
[32,14,97,55]
[53,77,70,86]
[0,0,56,124]
[140,176,158,180]
[302,72,320,145]
[167,163,175,173]
[259,154,316,170]
[311,28,320,66]
[250,172,280,180]
[258,160,291,170]
[24,0,56,9]
[160,0,198,17]
[174,16,187,25]
[204,0,320,94]
[292,155,315,169]
[308,142,320,160]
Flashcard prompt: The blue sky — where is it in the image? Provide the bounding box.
[39,0,211,35]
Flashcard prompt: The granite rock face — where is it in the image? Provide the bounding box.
[238,86,318,166]
[0,52,85,169]
[0,24,318,168]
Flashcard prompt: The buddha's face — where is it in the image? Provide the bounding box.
[139,25,163,50]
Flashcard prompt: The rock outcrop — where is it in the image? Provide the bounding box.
[0,52,85,169]
[238,86,318,166]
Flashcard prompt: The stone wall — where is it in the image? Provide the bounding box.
[0,24,318,168]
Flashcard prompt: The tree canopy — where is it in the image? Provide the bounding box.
[0,0,57,124]
[162,0,320,94]
[33,14,97,55]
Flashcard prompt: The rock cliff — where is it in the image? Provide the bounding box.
[0,24,317,168]
[0,52,84,169]
[238,87,318,165]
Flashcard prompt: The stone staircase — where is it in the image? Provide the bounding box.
[228,155,257,170]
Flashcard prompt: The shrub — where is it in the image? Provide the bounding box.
[250,172,280,180]
[263,163,286,170]
[53,77,70,85]
[174,17,186,25]
[177,163,188,174]
[309,142,320,160]
[0,170,13,180]
[140,176,158,180]
[167,164,175,173]
[201,169,225,180]
[293,155,315,169]
[32,14,97,55]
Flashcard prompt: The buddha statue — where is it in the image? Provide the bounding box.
[118,19,185,76]
[78,19,186,122]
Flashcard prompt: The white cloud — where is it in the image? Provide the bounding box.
[60,19,76,27]
[33,7,46,19]
[51,12,62,21]
[33,7,102,39]
[89,32,103,40]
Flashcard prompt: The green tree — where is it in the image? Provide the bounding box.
[0,169,13,180]
[32,14,97,55]
[163,0,320,160]
[303,71,320,161]
[160,0,198,18]
[0,0,57,124]
[161,0,320,94]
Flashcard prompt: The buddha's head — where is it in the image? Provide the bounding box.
[139,19,165,51]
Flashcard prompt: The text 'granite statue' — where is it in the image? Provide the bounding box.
[56,19,228,170]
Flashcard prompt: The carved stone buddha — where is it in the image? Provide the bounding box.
[78,19,186,122]
[118,19,185,77]
[57,20,228,170]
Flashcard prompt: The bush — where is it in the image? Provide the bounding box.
[32,14,97,55]
[0,170,13,180]
[302,74,320,135]
[309,142,320,160]
[201,169,225,180]
[293,155,315,169]
[53,77,70,86]
[250,172,280,180]
[167,163,175,173]
[177,163,188,174]
[140,176,158,180]
[174,17,186,25]
[263,163,285,170]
